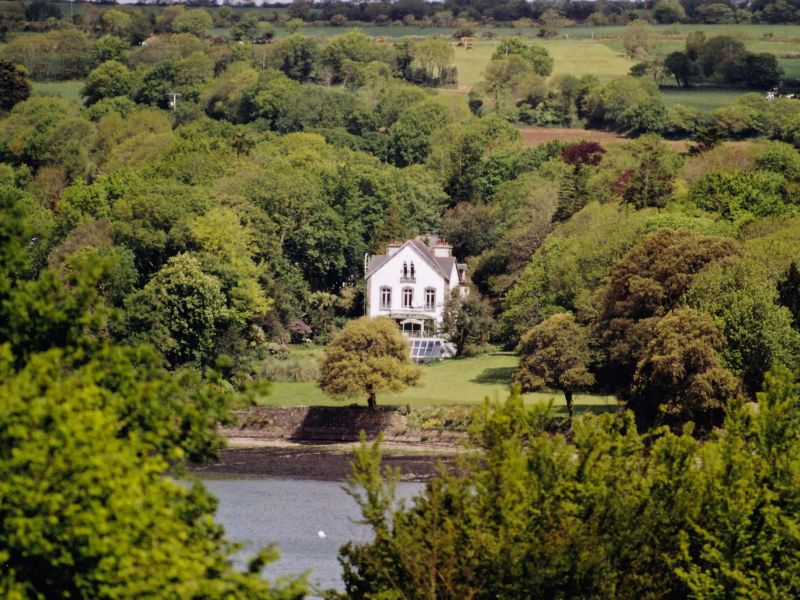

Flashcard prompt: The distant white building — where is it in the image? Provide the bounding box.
[364,237,468,362]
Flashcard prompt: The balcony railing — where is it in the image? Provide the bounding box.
[399,276,416,283]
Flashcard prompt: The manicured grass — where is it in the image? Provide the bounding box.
[262,351,617,416]
[661,87,748,112]
[33,80,84,106]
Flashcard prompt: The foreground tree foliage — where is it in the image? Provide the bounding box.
[319,317,422,409]
[341,368,800,599]
[0,345,306,599]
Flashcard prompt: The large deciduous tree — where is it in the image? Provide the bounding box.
[515,312,595,418]
[125,254,227,369]
[630,307,740,428]
[596,228,740,391]
[81,60,134,106]
[319,317,421,409]
[492,38,553,76]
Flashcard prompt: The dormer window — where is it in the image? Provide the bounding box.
[401,260,415,282]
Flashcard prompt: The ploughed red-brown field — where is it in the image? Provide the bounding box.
[519,127,753,153]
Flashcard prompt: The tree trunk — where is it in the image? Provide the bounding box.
[564,389,574,420]
[367,392,377,410]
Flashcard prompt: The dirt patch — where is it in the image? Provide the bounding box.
[520,127,626,146]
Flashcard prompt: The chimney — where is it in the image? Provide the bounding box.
[432,238,452,258]
[386,241,402,257]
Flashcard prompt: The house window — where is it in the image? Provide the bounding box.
[402,262,408,278]
[402,288,413,308]
[380,287,391,309]
[410,261,415,278]
[425,288,435,309]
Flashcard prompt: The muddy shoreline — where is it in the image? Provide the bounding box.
[188,406,469,481]
[189,442,461,482]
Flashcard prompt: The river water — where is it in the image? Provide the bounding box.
[204,478,424,593]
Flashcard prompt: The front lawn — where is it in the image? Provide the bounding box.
[262,351,617,415]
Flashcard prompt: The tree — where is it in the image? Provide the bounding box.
[388,101,452,166]
[81,60,133,106]
[0,60,31,113]
[738,52,783,89]
[3,251,123,363]
[24,0,61,21]
[582,76,666,133]
[778,262,800,329]
[492,37,553,76]
[515,312,595,418]
[0,345,306,598]
[341,368,800,598]
[686,260,800,398]
[188,207,271,324]
[411,38,455,85]
[623,20,657,60]
[441,201,499,259]
[689,170,788,220]
[596,228,740,392]
[664,51,694,88]
[172,9,213,36]
[89,35,130,69]
[619,134,682,208]
[319,317,421,409]
[125,254,227,369]
[654,0,686,23]
[630,307,740,429]
[440,288,494,357]
[322,29,392,85]
[263,34,320,82]
[696,35,746,78]
[230,16,259,42]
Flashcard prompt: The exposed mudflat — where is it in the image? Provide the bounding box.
[190,407,469,482]
[189,443,461,482]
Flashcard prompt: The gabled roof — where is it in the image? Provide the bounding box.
[366,239,455,282]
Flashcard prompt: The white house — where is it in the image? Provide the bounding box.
[364,237,468,362]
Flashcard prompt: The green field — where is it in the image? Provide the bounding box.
[33,80,84,105]
[448,28,795,111]
[263,351,617,416]
[453,38,635,88]
[661,87,748,112]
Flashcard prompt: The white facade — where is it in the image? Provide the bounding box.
[364,238,467,359]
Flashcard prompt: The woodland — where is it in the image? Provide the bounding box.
[2,1,800,598]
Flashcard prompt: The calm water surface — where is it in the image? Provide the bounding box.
[204,478,423,593]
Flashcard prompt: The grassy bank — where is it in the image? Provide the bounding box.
[263,351,617,415]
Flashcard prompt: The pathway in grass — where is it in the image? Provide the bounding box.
[266,352,616,415]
